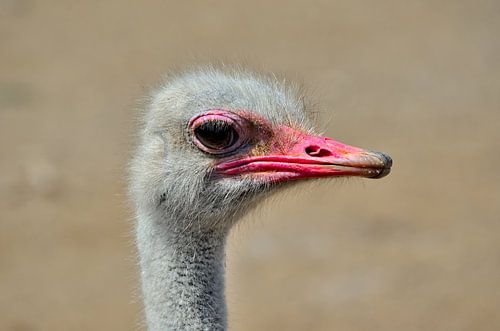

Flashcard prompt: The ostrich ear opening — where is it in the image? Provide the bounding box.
[155,131,169,158]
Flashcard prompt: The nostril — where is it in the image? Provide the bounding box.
[305,145,319,155]
[305,145,332,157]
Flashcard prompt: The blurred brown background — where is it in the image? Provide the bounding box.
[1,0,499,330]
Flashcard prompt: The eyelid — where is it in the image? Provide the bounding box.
[188,109,248,127]
[189,111,247,155]
[190,114,241,135]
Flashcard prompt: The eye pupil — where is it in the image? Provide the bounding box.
[194,120,239,151]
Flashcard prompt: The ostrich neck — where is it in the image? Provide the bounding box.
[136,211,228,331]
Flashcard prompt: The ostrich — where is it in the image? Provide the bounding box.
[129,67,392,331]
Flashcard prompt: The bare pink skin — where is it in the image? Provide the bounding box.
[217,126,391,181]
[190,110,392,183]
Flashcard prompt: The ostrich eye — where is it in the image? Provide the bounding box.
[193,120,240,153]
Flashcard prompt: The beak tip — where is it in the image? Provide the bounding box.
[369,151,392,179]
[371,166,391,179]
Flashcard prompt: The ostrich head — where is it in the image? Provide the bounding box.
[131,67,391,234]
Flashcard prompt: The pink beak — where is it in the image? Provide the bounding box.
[216,126,392,182]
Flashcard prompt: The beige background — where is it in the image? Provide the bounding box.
[1,1,499,330]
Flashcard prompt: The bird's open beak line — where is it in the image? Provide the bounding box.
[216,128,392,181]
